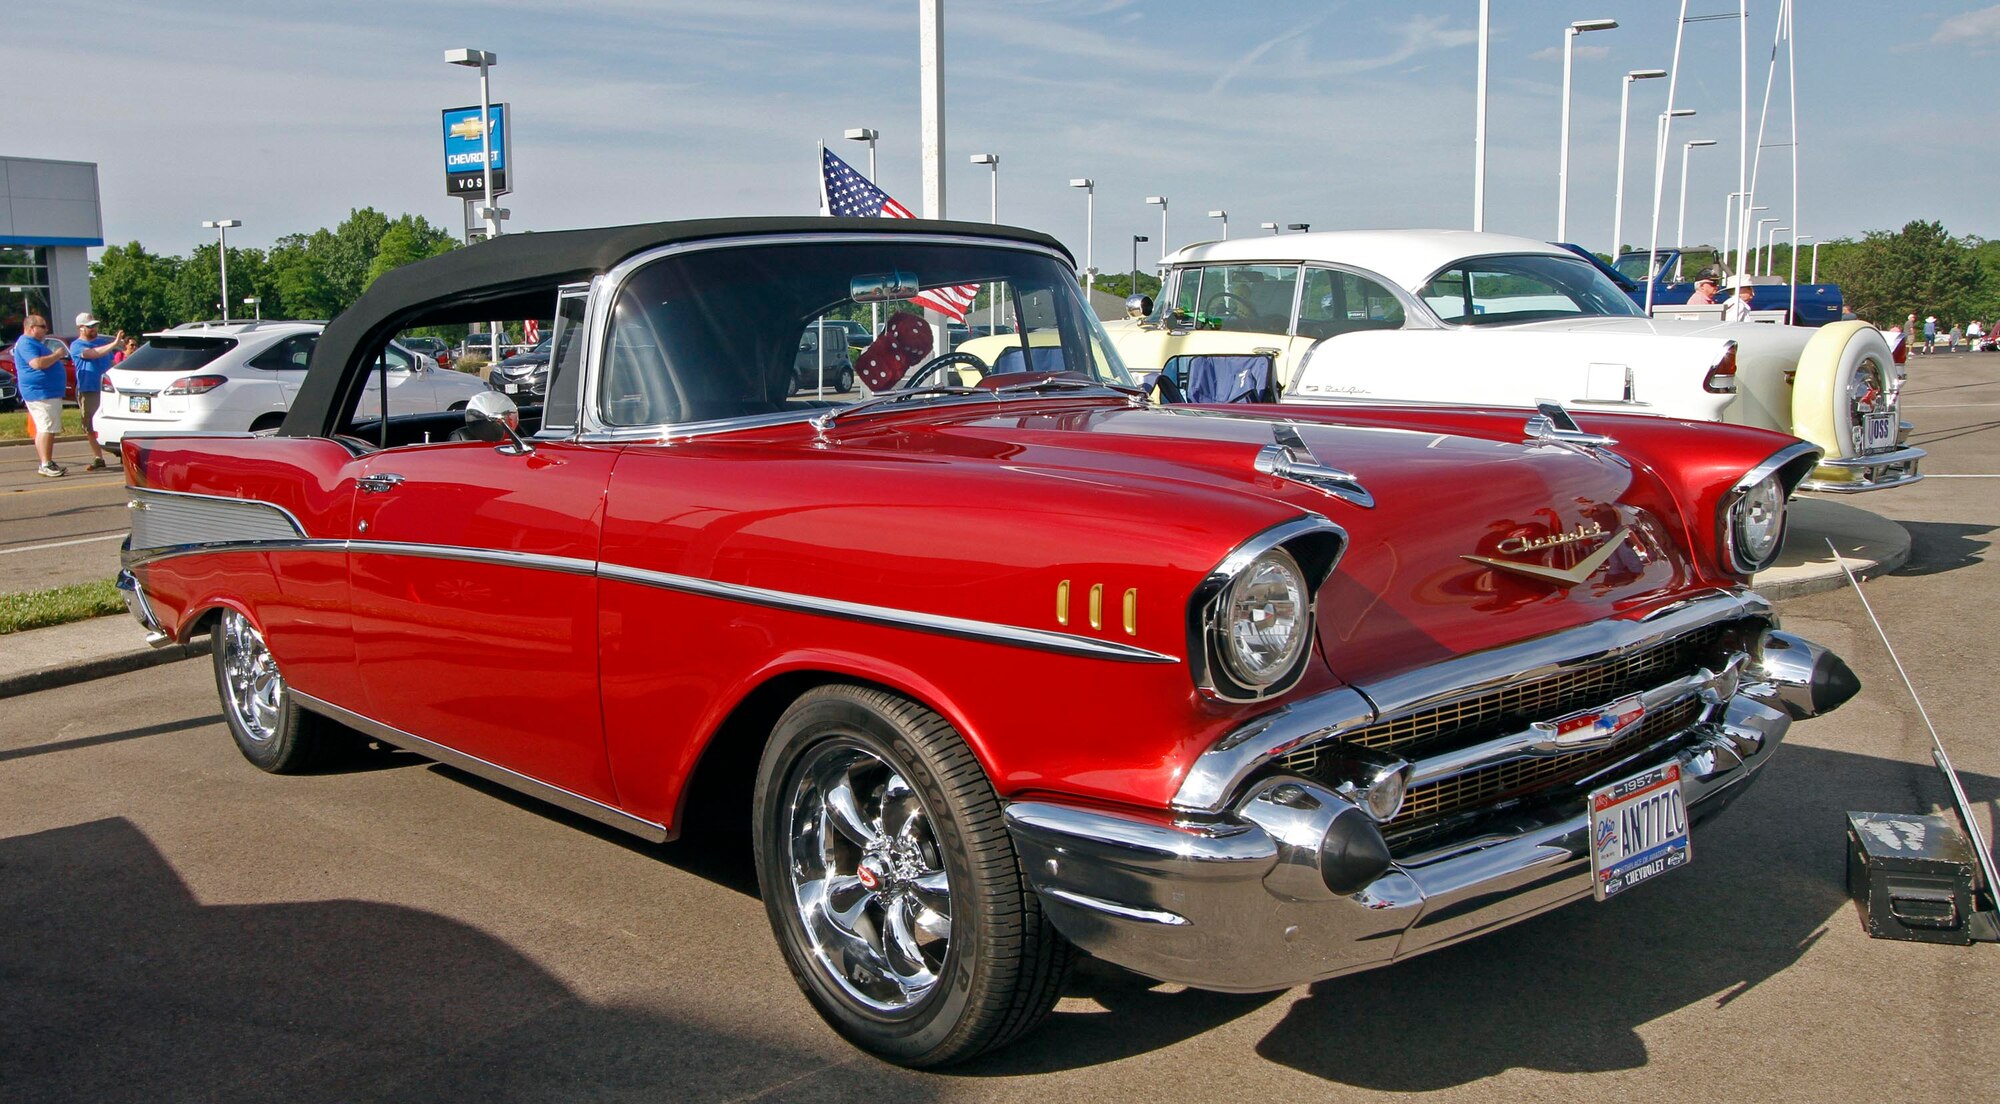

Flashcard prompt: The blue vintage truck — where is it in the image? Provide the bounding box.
[1597,247,1845,326]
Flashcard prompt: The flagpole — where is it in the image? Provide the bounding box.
[920,0,947,357]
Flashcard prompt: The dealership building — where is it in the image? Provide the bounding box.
[2,156,103,346]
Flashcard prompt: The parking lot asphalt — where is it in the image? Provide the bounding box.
[3,353,1997,1101]
[0,436,127,592]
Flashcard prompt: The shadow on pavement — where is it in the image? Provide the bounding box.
[0,714,221,765]
[1250,743,1997,1089]
[1890,520,1994,577]
[1909,418,2000,447]
[0,818,933,1104]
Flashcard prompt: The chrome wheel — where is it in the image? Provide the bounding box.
[1846,357,1887,452]
[218,609,283,744]
[786,740,953,1013]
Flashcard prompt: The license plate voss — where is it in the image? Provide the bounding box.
[1864,412,1894,450]
[1589,762,1691,900]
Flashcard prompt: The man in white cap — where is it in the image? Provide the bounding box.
[68,313,126,471]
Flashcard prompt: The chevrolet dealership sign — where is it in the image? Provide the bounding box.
[441,104,511,198]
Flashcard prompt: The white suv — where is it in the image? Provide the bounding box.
[96,321,489,445]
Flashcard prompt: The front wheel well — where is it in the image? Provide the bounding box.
[675,671,942,836]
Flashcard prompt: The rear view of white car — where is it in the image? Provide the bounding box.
[96,321,487,445]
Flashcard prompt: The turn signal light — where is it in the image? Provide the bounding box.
[1703,342,1738,394]
[162,374,227,395]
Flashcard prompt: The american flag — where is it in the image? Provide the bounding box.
[524,319,541,344]
[819,146,979,321]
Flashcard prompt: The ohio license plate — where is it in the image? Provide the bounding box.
[128,395,151,413]
[1864,411,1894,450]
[1589,762,1691,900]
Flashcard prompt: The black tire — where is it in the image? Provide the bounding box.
[753,685,1073,1067]
[837,366,854,393]
[211,608,344,773]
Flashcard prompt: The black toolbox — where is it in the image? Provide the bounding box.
[1845,812,1980,945]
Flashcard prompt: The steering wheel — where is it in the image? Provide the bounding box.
[1203,292,1257,325]
[901,351,990,390]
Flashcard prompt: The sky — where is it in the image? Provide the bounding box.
[8,0,1997,269]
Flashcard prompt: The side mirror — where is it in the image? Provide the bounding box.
[466,391,533,454]
[1125,294,1154,319]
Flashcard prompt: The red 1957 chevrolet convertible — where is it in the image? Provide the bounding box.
[114,217,1857,1066]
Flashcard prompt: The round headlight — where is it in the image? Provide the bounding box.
[1731,474,1788,569]
[1220,547,1309,688]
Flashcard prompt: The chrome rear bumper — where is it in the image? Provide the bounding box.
[1800,444,1924,493]
[1005,617,1855,993]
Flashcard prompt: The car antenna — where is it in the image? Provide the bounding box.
[1827,537,2000,924]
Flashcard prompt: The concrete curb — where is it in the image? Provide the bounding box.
[0,633,209,699]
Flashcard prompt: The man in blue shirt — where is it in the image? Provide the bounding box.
[9,314,71,477]
[68,312,125,471]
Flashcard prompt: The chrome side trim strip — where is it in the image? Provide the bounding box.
[291,690,670,844]
[127,486,308,551]
[597,561,1179,664]
[1042,888,1191,926]
[131,533,1176,665]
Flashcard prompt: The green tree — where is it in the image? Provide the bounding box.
[1821,220,1983,325]
[268,230,343,320]
[169,243,271,323]
[363,214,459,289]
[88,243,182,333]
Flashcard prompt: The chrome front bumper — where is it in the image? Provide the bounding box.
[1005,615,1855,993]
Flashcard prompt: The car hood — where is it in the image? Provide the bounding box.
[873,400,1703,685]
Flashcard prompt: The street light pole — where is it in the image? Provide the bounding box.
[1675,139,1717,279]
[1558,18,1619,243]
[244,296,260,321]
[1765,226,1789,276]
[1261,222,1279,235]
[844,127,879,181]
[1755,217,1780,277]
[970,153,999,329]
[1810,239,1823,283]
[1473,0,1490,230]
[1145,195,1168,264]
[200,219,240,322]
[1208,209,1228,239]
[1287,224,1311,233]
[446,47,502,365]
[1738,205,1769,275]
[1721,190,1745,275]
[1614,69,1667,256]
[1645,107,1696,312]
[1069,178,1095,298]
[1131,235,1148,297]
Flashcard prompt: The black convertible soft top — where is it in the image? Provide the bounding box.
[281,215,1071,437]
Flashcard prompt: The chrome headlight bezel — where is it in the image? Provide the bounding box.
[1188,516,1346,703]
[1719,442,1820,575]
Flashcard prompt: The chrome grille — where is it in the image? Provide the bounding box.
[1281,621,1738,772]
[1386,696,1705,834]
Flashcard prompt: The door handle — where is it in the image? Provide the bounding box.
[357,473,405,494]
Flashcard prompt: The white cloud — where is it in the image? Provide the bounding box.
[1529,44,1611,63]
[1933,5,2000,46]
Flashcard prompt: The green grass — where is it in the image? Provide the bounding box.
[0,579,126,635]
[0,407,87,440]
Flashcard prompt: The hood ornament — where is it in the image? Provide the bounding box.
[1525,402,1617,449]
[1254,423,1374,508]
[1465,524,1631,587]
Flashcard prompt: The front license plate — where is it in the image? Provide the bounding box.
[503,383,519,394]
[1864,411,1894,450]
[1589,762,1691,901]
[128,395,151,413]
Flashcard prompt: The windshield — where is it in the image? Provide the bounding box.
[1613,252,1662,282]
[597,240,1132,427]
[1420,253,1645,325]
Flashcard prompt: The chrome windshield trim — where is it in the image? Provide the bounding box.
[579,232,1082,439]
[291,691,670,844]
[1172,589,1772,814]
[598,561,1179,664]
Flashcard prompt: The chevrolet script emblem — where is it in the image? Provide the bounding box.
[1464,525,1630,587]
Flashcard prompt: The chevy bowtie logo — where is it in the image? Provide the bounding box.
[1464,526,1631,587]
